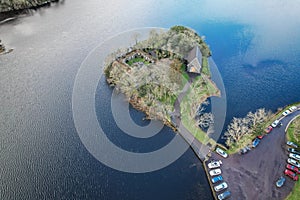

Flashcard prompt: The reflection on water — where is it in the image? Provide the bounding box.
[0,0,300,199]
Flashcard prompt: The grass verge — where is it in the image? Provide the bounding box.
[285,116,300,200]
[226,104,299,155]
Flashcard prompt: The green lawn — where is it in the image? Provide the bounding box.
[180,64,190,83]
[179,76,217,147]
[286,116,300,200]
[226,134,253,154]
[201,57,210,76]
[127,57,149,66]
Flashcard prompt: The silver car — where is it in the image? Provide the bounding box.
[271,120,280,128]
[216,148,228,158]
[288,158,300,168]
[208,160,222,169]
[287,141,298,148]
[289,106,297,112]
[214,182,228,192]
[209,168,222,176]
[289,153,300,161]
[283,110,291,116]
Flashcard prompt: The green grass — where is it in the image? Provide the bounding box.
[179,76,217,147]
[287,123,296,143]
[180,64,190,83]
[226,134,253,154]
[127,57,149,66]
[286,180,300,200]
[201,57,210,76]
[285,116,300,200]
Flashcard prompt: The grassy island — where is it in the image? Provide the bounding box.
[104,26,220,144]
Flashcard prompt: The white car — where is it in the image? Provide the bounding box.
[214,182,228,192]
[208,160,222,169]
[289,153,300,161]
[289,106,297,112]
[271,120,280,128]
[216,148,228,158]
[209,168,222,176]
[287,158,300,168]
[287,141,298,148]
[283,110,291,116]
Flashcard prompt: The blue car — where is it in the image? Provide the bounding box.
[218,190,231,200]
[252,138,261,148]
[211,175,223,184]
[276,176,286,188]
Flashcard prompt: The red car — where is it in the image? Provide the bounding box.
[265,126,273,134]
[257,135,264,139]
[284,169,299,181]
[287,164,300,174]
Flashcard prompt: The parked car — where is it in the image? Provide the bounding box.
[216,148,228,158]
[287,141,299,148]
[210,168,221,176]
[211,175,223,184]
[252,138,261,148]
[286,164,300,174]
[240,146,251,154]
[283,110,291,116]
[218,191,231,200]
[257,134,264,139]
[287,158,300,168]
[276,176,286,188]
[265,126,273,133]
[208,160,222,169]
[289,106,297,112]
[271,120,280,128]
[245,146,251,151]
[284,169,299,181]
[289,153,300,161]
[240,147,248,154]
[214,182,228,192]
[288,148,300,155]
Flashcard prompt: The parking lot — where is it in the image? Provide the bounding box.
[207,110,300,200]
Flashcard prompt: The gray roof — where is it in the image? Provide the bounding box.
[186,46,202,73]
[186,46,203,65]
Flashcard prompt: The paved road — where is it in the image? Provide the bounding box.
[173,77,211,161]
[208,108,300,200]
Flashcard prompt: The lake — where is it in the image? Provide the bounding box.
[0,0,300,199]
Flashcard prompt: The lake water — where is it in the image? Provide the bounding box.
[1,0,300,199]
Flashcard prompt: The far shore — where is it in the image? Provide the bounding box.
[0,0,62,22]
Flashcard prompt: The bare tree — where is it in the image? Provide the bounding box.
[225,108,272,147]
[197,112,214,129]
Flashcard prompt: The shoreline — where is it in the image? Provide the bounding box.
[0,0,61,23]
[218,104,300,200]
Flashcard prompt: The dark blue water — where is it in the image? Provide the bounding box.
[1,0,300,199]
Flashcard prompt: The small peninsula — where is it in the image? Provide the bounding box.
[104,26,220,145]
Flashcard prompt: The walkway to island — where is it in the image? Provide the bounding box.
[173,77,212,161]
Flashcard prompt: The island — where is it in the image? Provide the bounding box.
[103,25,300,200]
[104,26,220,147]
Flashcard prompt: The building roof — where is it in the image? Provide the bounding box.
[186,46,202,64]
[186,46,202,74]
